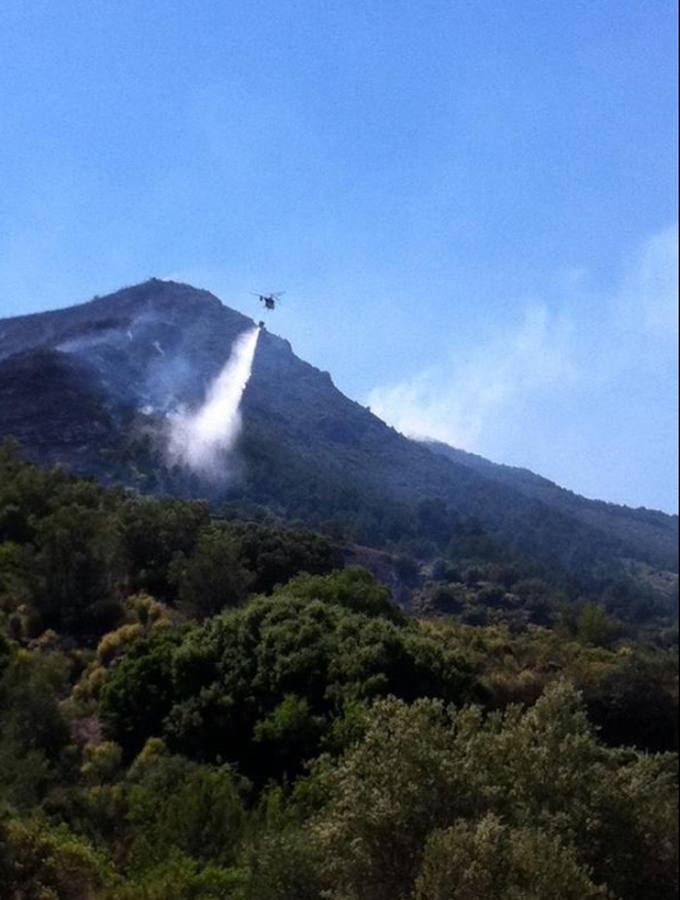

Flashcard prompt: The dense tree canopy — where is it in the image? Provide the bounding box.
[0,448,677,898]
[101,574,476,777]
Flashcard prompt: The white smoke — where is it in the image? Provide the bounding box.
[168,325,260,478]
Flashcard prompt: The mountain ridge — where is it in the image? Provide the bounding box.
[0,279,676,579]
[424,439,673,517]
[424,440,676,566]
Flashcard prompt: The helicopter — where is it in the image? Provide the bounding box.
[251,291,285,311]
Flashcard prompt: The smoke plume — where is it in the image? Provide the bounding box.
[168,325,260,478]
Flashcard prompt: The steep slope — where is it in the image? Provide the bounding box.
[0,348,119,470]
[0,279,676,577]
[424,441,677,570]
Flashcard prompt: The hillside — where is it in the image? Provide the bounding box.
[1,447,676,900]
[0,279,677,580]
[425,441,678,573]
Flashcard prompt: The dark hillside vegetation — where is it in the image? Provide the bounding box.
[426,438,678,566]
[0,451,677,898]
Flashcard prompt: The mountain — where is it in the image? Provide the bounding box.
[0,279,677,581]
[424,441,677,575]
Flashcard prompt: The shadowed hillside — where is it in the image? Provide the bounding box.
[0,279,677,581]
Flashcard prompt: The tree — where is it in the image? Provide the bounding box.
[119,497,210,600]
[241,828,323,900]
[0,818,109,900]
[415,816,607,900]
[0,649,71,809]
[281,567,405,623]
[99,632,180,758]
[254,695,325,780]
[173,525,254,618]
[312,682,678,900]
[125,752,245,871]
[225,521,341,594]
[36,504,123,634]
[100,576,475,781]
[577,604,616,647]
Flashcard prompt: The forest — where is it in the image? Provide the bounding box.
[0,442,677,899]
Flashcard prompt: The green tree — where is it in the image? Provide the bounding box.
[36,503,123,634]
[281,567,405,623]
[173,525,254,618]
[254,695,325,779]
[125,752,245,872]
[241,828,323,900]
[119,497,210,601]
[0,649,71,809]
[415,815,607,900]
[577,604,616,647]
[101,576,475,780]
[312,682,678,900]
[224,521,341,594]
[99,632,180,758]
[0,817,110,900]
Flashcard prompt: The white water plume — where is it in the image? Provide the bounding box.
[168,325,260,478]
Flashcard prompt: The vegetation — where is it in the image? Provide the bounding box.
[0,447,677,898]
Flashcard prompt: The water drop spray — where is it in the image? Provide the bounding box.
[169,325,261,477]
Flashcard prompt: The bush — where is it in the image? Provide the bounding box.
[312,681,678,900]
[0,817,110,899]
[125,753,246,873]
[415,816,607,900]
[172,526,254,618]
[100,575,476,780]
[0,650,71,808]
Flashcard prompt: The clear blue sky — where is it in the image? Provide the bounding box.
[1,1,677,511]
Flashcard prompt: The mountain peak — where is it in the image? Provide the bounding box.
[0,280,251,364]
[87,278,227,315]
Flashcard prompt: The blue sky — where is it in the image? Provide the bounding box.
[1,1,677,511]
